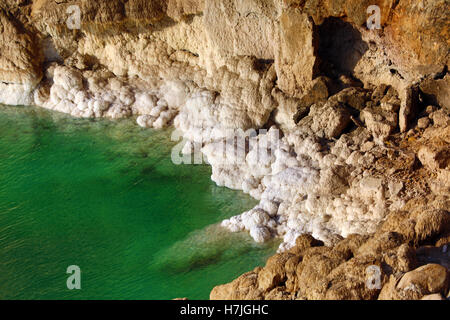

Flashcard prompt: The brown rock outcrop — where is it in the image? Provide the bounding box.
[0,7,43,105]
[0,0,448,301]
[379,264,449,300]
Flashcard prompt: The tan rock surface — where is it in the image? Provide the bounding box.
[1,0,449,301]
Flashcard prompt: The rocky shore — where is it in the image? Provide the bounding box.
[1,0,448,300]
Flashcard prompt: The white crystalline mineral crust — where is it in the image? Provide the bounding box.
[36,65,182,128]
[214,124,393,251]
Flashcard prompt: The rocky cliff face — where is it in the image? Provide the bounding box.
[1,0,448,300]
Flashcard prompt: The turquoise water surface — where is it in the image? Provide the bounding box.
[0,105,278,299]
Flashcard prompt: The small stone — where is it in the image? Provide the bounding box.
[388,181,403,197]
[397,264,449,296]
[306,102,352,139]
[417,117,430,129]
[258,253,293,292]
[361,107,398,142]
[430,109,450,127]
[421,293,445,300]
[371,84,389,102]
[331,87,371,111]
[425,105,437,115]
[360,177,384,198]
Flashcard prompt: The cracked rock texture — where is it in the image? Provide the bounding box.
[0,0,449,300]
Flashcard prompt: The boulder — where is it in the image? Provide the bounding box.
[397,264,449,296]
[329,87,372,111]
[413,209,450,244]
[379,264,449,300]
[303,101,351,139]
[210,267,264,300]
[257,253,294,292]
[430,109,450,127]
[361,107,398,142]
[288,234,324,255]
[275,7,318,97]
[418,146,450,171]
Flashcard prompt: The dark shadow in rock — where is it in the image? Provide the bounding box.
[317,18,369,80]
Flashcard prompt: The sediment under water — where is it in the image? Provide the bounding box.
[0,105,278,299]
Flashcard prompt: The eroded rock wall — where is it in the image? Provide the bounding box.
[0,0,448,300]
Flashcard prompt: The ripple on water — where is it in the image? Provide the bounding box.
[0,105,277,299]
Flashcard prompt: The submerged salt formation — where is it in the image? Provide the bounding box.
[0,0,448,300]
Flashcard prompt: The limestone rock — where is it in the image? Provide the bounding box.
[298,76,331,108]
[397,264,449,297]
[357,231,404,257]
[383,0,449,80]
[418,146,450,171]
[378,211,416,244]
[417,117,430,129]
[1,0,449,301]
[167,0,204,21]
[387,244,417,273]
[324,256,386,300]
[275,8,317,98]
[203,0,277,61]
[430,109,450,128]
[379,264,449,300]
[210,267,263,300]
[399,85,419,133]
[0,8,42,105]
[305,102,351,139]
[421,293,445,300]
[291,76,331,125]
[420,75,450,113]
[361,107,398,142]
[329,87,371,111]
[288,234,324,255]
[296,251,344,299]
[413,209,450,245]
[272,89,304,130]
[258,253,294,292]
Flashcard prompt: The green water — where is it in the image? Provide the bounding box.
[0,105,278,300]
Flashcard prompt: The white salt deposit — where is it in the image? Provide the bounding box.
[28,64,398,252]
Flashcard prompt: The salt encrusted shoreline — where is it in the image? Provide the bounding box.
[19,63,450,255]
[1,0,449,300]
